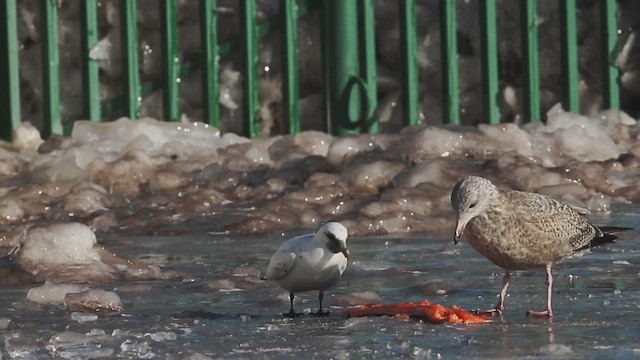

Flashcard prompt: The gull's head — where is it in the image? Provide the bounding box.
[318,222,351,260]
[450,176,499,244]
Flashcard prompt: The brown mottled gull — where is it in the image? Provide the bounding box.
[450,176,629,317]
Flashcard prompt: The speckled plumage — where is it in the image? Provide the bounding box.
[451,176,626,317]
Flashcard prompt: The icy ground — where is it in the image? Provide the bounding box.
[0,107,639,357]
[1,225,639,359]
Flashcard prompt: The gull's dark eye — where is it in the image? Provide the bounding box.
[469,203,476,209]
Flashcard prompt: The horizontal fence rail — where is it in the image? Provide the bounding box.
[0,0,624,140]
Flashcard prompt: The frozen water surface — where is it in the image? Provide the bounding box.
[0,205,638,359]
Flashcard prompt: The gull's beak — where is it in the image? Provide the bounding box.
[342,247,351,260]
[454,220,465,245]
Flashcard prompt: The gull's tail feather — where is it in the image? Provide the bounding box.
[578,226,633,252]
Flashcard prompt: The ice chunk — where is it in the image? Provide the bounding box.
[304,172,342,188]
[477,123,533,158]
[64,289,124,314]
[46,330,114,359]
[29,147,88,182]
[0,147,27,177]
[0,317,10,330]
[87,329,106,337]
[392,160,450,188]
[294,131,335,157]
[71,312,99,323]
[63,183,110,215]
[206,279,236,291]
[148,172,187,192]
[342,161,405,193]
[71,117,223,160]
[12,222,105,279]
[0,199,25,222]
[120,339,154,358]
[59,347,114,359]
[528,104,622,166]
[597,108,637,126]
[12,122,44,151]
[11,221,167,284]
[182,354,214,360]
[327,135,379,166]
[27,283,88,305]
[398,126,465,161]
[145,331,177,342]
[5,331,44,358]
[49,331,91,347]
[501,164,564,191]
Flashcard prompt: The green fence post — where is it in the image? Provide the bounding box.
[560,0,579,112]
[240,0,260,138]
[120,0,141,119]
[399,0,419,127]
[326,0,361,136]
[0,0,21,139]
[40,0,62,136]
[319,0,331,133]
[600,0,619,109]
[521,0,540,122]
[479,0,500,124]
[81,0,100,122]
[440,0,460,125]
[200,0,219,128]
[358,0,378,134]
[281,0,300,134]
[161,0,180,121]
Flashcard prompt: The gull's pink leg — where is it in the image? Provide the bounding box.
[477,271,510,315]
[496,271,510,311]
[527,264,554,317]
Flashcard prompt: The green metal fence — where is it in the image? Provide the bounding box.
[0,0,621,140]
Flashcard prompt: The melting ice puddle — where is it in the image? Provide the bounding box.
[0,209,639,358]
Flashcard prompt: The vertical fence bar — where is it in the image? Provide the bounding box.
[358,0,378,134]
[0,0,21,139]
[521,0,540,122]
[399,0,419,126]
[327,0,361,136]
[161,0,180,121]
[280,0,300,134]
[200,0,219,128]
[40,0,62,136]
[440,0,459,124]
[240,0,260,138]
[81,0,100,121]
[479,0,500,124]
[560,0,579,112]
[120,0,141,119]
[600,0,619,109]
[319,1,331,133]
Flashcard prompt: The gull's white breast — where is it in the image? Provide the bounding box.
[264,233,348,293]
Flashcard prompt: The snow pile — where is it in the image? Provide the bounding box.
[0,107,637,240]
